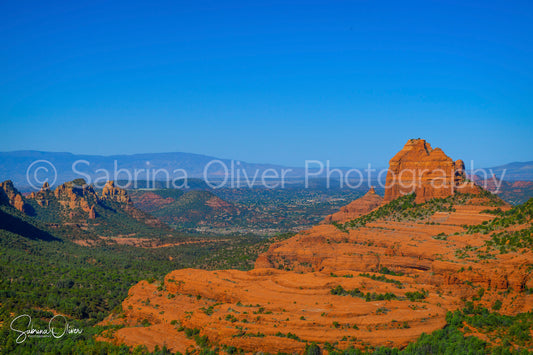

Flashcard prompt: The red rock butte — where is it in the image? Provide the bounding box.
[383,139,480,204]
[324,187,383,223]
[99,139,532,354]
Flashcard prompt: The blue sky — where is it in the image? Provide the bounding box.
[0,0,532,167]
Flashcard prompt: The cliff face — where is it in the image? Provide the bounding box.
[0,180,30,213]
[25,179,133,220]
[323,187,383,223]
[28,182,53,207]
[101,181,132,204]
[383,139,479,204]
[1,178,102,218]
[53,180,99,214]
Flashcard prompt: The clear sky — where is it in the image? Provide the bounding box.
[0,0,532,167]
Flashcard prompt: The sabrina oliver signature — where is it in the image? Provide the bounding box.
[10,314,83,344]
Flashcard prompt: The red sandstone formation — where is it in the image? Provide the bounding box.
[88,205,96,219]
[100,140,532,353]
[0,180,30,213]
[28,182,53,207]
[205,195,238,214]
[26,180,136,220]
[324,187,383,223]
[103,193,531,353]
[52,180,99,217]
[383,139,480,204]
[101,181,132,204]
[129,191,175,212]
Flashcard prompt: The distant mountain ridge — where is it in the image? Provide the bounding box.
[481,161,533,181]
[1,150,532,191]
[0,150,295,190]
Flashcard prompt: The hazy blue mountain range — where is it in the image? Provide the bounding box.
[0,151,300,190]
[483,161,533,181]
[1,150,531,191]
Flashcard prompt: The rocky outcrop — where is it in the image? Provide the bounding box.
[324,187,383,223]
[0,180,30,213]
[383,139,480,204]
[28,180,132,215]
[53,179,99,214]
[28,182,54,207]
[88,205,97,219]
[25,179,155,225]
[25,179,100,220]
[101,181,131,204]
